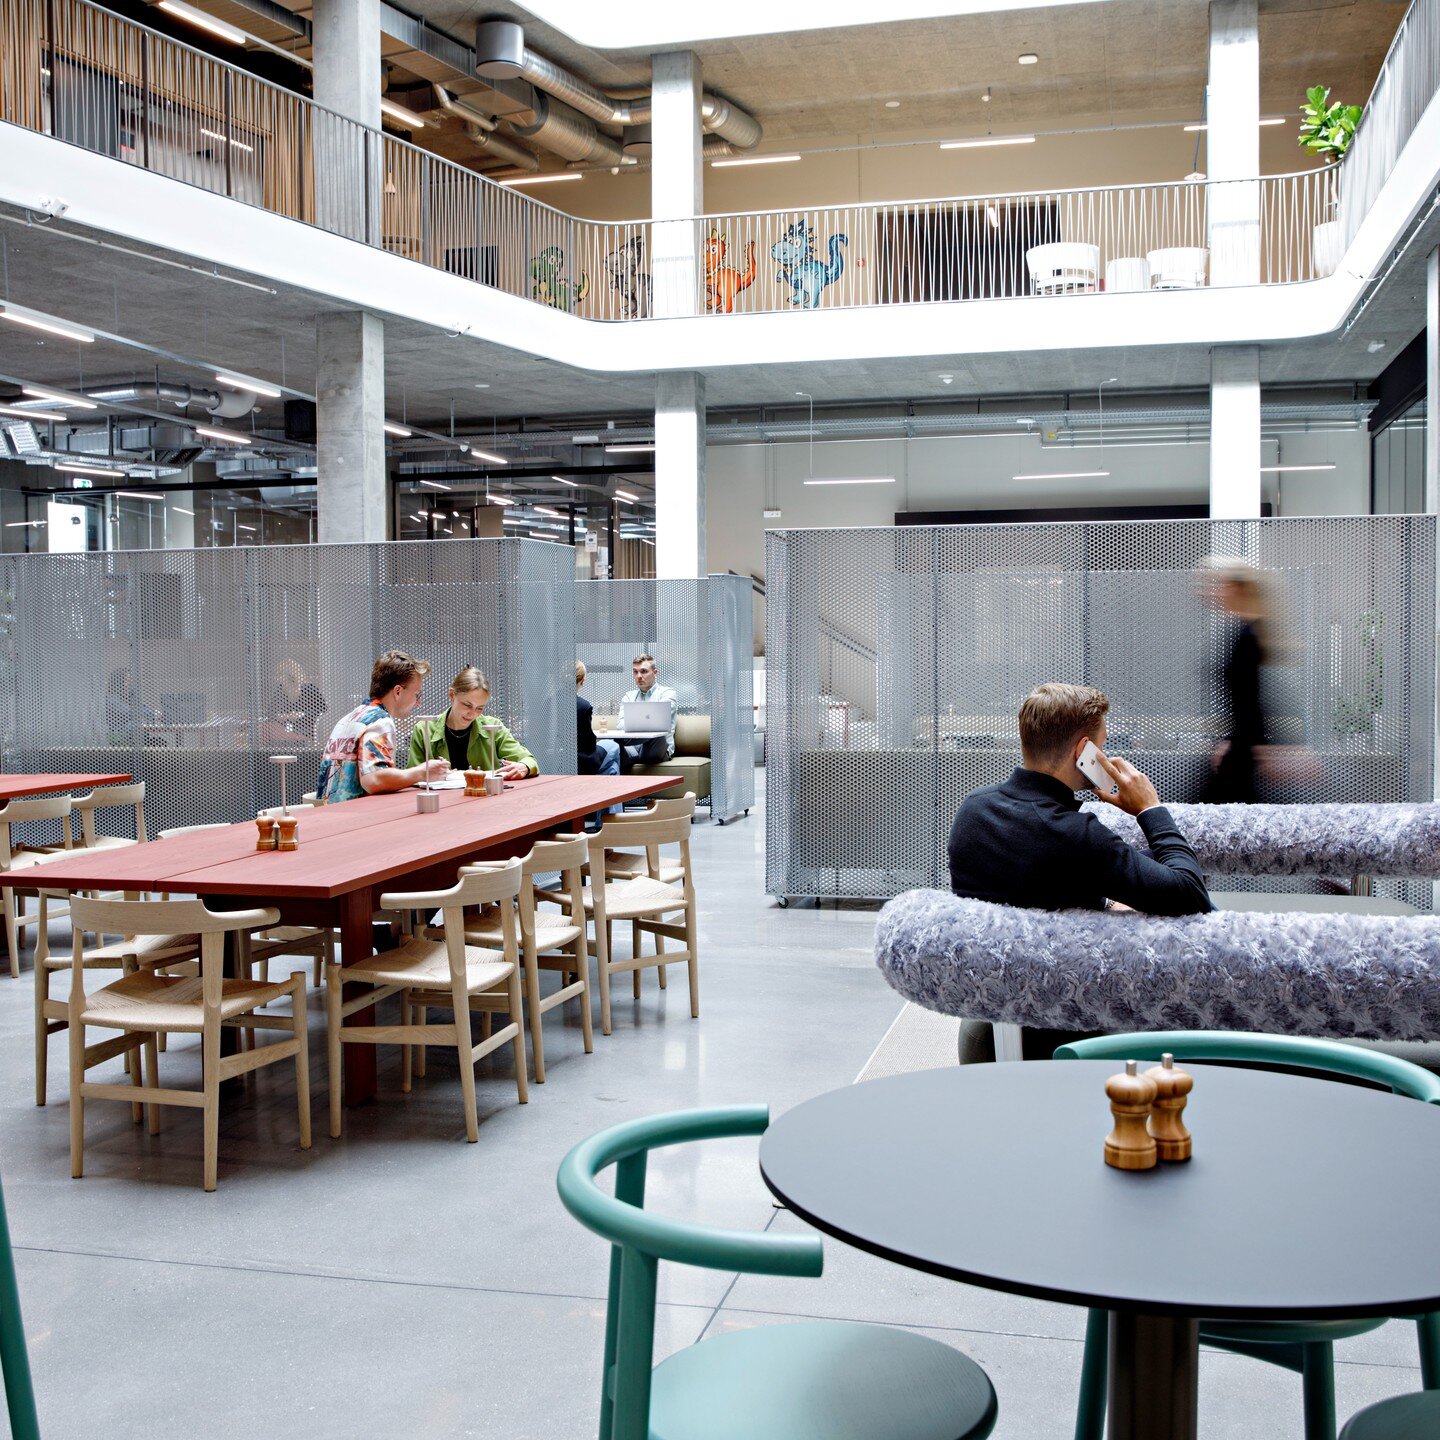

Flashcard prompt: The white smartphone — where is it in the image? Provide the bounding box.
[1077,739,1120,798]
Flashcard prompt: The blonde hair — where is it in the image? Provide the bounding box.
[450,665,489,696]
[1018,683,1110,763]
[575,660,587,686]
[273,658,303,698]
[1201,556,1273,658]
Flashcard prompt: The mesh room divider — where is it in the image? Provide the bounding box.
[765,516,1437,903]
[574,575,755,823]
[0,537,575,839]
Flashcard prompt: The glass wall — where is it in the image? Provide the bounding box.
[1372,395,1426,514]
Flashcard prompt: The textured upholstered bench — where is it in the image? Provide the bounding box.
[634,714,711,806]
[875,802,1440,1063]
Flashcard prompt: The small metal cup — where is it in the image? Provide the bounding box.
[416,790,441,814]
[485,773,504,796]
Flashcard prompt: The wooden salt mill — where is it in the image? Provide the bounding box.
[1145,1053,1193,1161]
[1104,1061,1158,1171]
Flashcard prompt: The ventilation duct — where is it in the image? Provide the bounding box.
[510,91,624,167]
[475,19,761,150]
[85,380,256,420]
[117,423,204,467]
[432,85,539,170]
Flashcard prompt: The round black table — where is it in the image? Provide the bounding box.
[759,1062,1440,1440]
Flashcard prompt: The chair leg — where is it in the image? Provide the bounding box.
[508,968,529,1106]
[68,1013,85,1179]
[523,943,545,1084]
[416,1005,428,1077]
[595,920,614,1036]
[576,940,594,1055]
[1074,1308,1108,1440]
[454,980,479,1143]
[684,901,699,1019]
[291,977,312,1151]
[143,1034,161,1135]
[33,964,49,1108]
[400,993,413,1093]
[1418,1311,1440,1389]
[325,961,344,1140]
[4,891,19,981]
[201,1014,221,1193]
[128,1032,145,1124]
[1300,1341,1337,1440]
[632,920,642,999]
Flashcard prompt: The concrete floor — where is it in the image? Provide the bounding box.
[0,787,1426,1438]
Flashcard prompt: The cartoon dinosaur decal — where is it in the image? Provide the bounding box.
[530,246,591,312]
[604,236,651,319]
[703,229,757,313]
[771,220,848,309]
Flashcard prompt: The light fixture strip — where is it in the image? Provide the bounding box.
[605,443,655,453]
[0,403,65,422]
[215,372,281,398]
[1183,117,1287,132]
[1259,463,1336,473]
[553,476,581,487]
[802,477,897,486]
[383,422,412,438]
[54,461,124,477]
[195,425,252,445]
[380,98,426,130]
[1012,469,1113,481]
[499,173,584,186]
[114,490,165,500]
[710,154,801,168]
[156,0,246,44]
[0,305,96,344]
[940,135,1036,150]
[469,448,508,464]
[23,385,96,410]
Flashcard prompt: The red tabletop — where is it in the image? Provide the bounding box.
[0,773,132,801]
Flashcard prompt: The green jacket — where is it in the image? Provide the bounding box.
[407,711,539,775]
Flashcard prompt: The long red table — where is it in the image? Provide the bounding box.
[0,773,671,1105]
[0,773,132,800]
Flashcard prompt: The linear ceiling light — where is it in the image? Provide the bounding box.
[380,98,427,130]
[615,489,641,501]
[535,505,566,518]
[156,0,246,44]
[115,490,165,500]
[487,494,515,506]
[54,461,124,477]
[0,304,95,343]
[802,476,897,486]
[613,494,635,506]
[418,479,451,490]
[710,153,801,168]
[23,385,96,410]
[383,422,412,437]
[1013,469,1112,480]
[195,424,251,445]
[198,127,254,153]
[1183,117,1287,132]
[553,476,581,487]
[941,135,1035,150]
[605,443,655,454]
[1259,463,1336,473]
[215,372,281,397]
[500,173,583,186]
[4,521,46,528]
[173,506,195,515]
[470,447,508,464]
[0,402,64,422]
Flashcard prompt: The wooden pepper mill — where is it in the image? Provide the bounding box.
[1104,1060,1158,1171]
[255,816,278,852]
[275,815,299,851]
[1144,1053,1193,1161]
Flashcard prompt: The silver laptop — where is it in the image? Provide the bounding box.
[621,699,672,733]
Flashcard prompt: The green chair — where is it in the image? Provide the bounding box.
[557,1104,998,1440]
[1339,1392,1440,1438]
[0,1169,40,1438]
[1055,1032,1440,1440]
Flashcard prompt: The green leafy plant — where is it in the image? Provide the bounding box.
[1299,86,1363,159]
[1332,607,1384,739]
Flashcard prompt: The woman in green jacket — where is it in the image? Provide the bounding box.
[407,666,538,780]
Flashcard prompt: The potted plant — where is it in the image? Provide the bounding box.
[1300,86,1363,277]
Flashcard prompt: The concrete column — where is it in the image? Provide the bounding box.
[1206,0,1260,287]
[312,0,380,127]
[650,51,703,317]
[1210,346,1261,518]
[316,311,387,544]
[654,372,705,578]
[312,0,381,243]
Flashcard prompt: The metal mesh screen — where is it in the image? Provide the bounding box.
[575,576,755,822]
[766,516,1437,903]
[1,537,573,839]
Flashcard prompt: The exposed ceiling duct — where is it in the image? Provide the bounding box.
[432,85,539,170]
[117,423,204,468]
[474,19,762,151]
[510,91,625,167]
[84,380,257,421]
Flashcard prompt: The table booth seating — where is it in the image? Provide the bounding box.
[632,714,712,808]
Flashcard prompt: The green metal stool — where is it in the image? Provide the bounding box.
[0,1169,39,1438]
[1339,1392,1440,1438]
[557,1104,998,1440]
[1056,1032,1440,1440]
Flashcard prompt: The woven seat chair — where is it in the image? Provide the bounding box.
[558,1104,998,1440]
[66,894,311,1192]
[2,794,77,978]
[325,859,528,1142]
[456,832,592,1083]
[1058,1032,1440,1440]
[73,781,148,852]
[601,797,695,885]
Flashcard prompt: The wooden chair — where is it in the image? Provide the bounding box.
[459,833,592,1083]
[542,806,698,1036]
[66,894,311,1192]
[1059,1031,1440,1440]
[0,1165,39,1439]
[1,795,76,978]
[602,797,695,884]
[325,860,528,1142]
[73,781,148,851]
[558,1105,999,1440]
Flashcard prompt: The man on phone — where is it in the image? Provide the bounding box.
[947,682,1211,916]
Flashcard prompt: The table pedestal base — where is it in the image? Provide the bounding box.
[1108,1311,1198,1440]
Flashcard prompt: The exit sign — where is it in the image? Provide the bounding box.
[70,477,93,489]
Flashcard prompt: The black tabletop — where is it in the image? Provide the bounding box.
[759,1062,1440,1320]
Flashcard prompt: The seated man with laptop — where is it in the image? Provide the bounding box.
[614,653,677,772]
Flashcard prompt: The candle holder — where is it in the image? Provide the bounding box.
[269,754,297,815]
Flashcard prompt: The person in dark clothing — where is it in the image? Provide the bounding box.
[268,659,327,743]
[1198,557,1271,804]
[575,661,619,777]
[948,682,1212,917]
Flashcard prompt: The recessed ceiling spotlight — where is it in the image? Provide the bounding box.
[885,100,901,109]
[1367,340,1387,353]
[981,89,991,103]
[939,374,955,385]
[1018,52,1039,65]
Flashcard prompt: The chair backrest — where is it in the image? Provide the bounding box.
[68,894,279,940]
[557,1105,824,1440]
[380,856,522,915]
[0,794,74,864]
[157,822,231,839]
[592,808,694,855]
[607,796,697,826]
[1054,1030,1440,1103]
[74,780,147,844]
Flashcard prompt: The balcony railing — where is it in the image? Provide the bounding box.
[0,0,1435,324]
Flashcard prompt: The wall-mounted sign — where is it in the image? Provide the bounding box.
[70,477,93,489]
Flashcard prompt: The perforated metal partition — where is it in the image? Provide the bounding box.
[574,576,755,822]
[766,516,1437,904]
[0,537,573,840]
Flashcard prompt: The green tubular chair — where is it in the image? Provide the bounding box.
[557,1104,999,1440]
[1055,1032,1440,1440]
[0,1170,40,1439]
[1338,1392,1440,1438]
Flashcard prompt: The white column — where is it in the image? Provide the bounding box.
[1206,0,1260,287]
[654,372,705,578]
[1210,346,1261,518]
[1427,247,1439,513]
[317,311,387,544]
[650,51,703,318]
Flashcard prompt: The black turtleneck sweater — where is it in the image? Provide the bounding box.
[947,767,1212,916]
